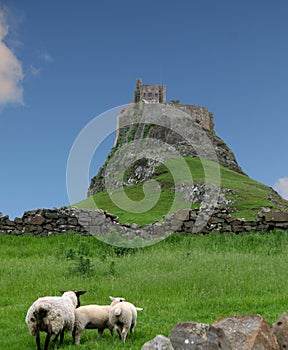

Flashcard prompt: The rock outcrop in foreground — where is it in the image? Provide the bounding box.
[142,313,288,350]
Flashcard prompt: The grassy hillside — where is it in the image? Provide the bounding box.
[74,157,288,224]
[1,232,288,350]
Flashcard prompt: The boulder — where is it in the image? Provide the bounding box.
[142,334,174,350]
[271,313,288,349]
[214,314,280,350]
[168,322,232,349]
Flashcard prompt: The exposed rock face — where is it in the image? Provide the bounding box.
[214,315,280,350]
[168,322,232,350]
[142,335,174,350]
[271,313,288,349]
[88,103,245,196]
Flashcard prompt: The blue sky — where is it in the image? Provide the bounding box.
[0,0,288,219]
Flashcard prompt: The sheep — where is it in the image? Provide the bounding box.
[108,296,143,343]
[25,290,86,350]
[73,297,125,345]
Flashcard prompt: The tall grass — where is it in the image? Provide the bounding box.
[1,231,288,349]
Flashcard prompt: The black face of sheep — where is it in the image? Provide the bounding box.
[26,290,87,350]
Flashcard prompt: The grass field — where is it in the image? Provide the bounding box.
[1,231,288,349]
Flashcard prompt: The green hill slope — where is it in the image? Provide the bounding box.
[73,157,288,225]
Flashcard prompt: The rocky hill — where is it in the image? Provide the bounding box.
[88,102,245,196]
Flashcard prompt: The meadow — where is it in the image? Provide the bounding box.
[1,231,288,349]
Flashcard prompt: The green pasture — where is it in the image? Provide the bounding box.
[1,231,288,349]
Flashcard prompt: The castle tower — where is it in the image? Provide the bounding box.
[159,85,166,103]
[133,78,166,104]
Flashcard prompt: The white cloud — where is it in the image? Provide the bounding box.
[273,177,288,200]
[0,8,23,108]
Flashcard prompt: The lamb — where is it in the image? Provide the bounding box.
[108,296,143,343]
[73,297,125,345]
[25,290,86,350]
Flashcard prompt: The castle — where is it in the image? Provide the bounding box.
[134,78,166,104]
[133,78,214,132]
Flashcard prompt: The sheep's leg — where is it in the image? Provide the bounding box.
[59,329,65,344]
[109,326,114,337]
[130,320,136,334]
[73,328,82,345]
[121,327,129,343]
[116,326,122,340]
[72,327,76,342]
[97,329,104,339]
[44,325,52,350]
[52,332,59,343]
[35,330,41,350]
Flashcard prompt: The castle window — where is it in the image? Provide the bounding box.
[148,93,152,97]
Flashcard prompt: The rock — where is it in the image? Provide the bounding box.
[88,102,245,197]
[214,314,280,350]
[264,211,288,222]
[28,214,45,225]
[142,335,174,350]
[168,322,232,349]
[271,313,288,349]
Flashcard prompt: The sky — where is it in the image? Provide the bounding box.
[0,0,288,219]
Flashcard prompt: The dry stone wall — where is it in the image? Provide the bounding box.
[0,206,288,237]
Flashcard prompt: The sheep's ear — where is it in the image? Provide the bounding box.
[76,290,87,296]
[109,296,115,301]
[136,307,143,311]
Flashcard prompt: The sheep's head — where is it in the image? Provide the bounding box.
[109,296,126,306]
[60,290,87,308]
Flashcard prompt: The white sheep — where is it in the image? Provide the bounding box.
[108,296,143,343]
[73,297,125,345]
[25,290,86,350]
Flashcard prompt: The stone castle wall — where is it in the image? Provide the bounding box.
[169,101,214,132]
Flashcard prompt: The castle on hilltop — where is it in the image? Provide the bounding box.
[133,78,214,133]
[134,78,166,104]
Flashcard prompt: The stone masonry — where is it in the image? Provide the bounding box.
[0,206,288,238]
